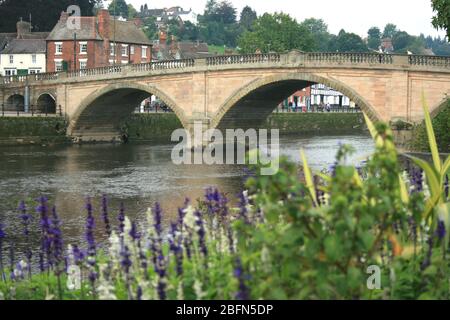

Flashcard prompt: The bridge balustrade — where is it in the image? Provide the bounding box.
[305,52,394,64]
[1,52,449,86]
[206,53,281,66]
[408,55,450,68]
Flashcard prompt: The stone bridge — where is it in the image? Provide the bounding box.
[1,51,449,142]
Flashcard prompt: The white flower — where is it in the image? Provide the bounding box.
[194,279,206,300]
[183,205,196,230]
[177,281,184,300]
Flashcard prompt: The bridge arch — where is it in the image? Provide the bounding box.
[5,94,25,112]
[430,97,449,118]
[36,93,56,114]
[68,82,188,141]
[211,73,381,130]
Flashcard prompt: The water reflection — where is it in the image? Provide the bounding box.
[0,133,374,262]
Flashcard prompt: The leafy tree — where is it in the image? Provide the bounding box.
[198,0,240,47]
[238,13,314,54]
[367,27,381,50]
[239,6,257,30]
[431,0,450,39]
[300,18,331,52]
[382,23,398,39]
[108,0,128,18]
[0,0,101,32]
[127,4,137,19]
[392,31,413,52]
[334,29,368,52]
[142,16,158,40]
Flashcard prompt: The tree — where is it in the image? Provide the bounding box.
[382,23,398,39]
[300,18,331,52]
[142,16,158,40]
[198,0,240,47]
[367,27,381,50]
[238,13,315,54]
[392,31,413,52]
[431,0,450,40]
[108,0,128,18]
[334,29,368,52]
[0,0,101,32]
[239,6,257,30]
[127,4,137,19]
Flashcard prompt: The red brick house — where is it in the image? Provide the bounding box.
[46,10,152,72]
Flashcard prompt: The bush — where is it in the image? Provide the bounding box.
[412,100,450,153]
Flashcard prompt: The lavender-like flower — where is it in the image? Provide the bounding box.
[234,257,250,300]
[85,198,97,284]
[238,191,250,224]
[118,202,125,234]
[36,197,52,269]
[101,195,112,237]
[436,220,446,241]
[153,202,163,238]
[0,223,5,281]
[194,210,208,257]
[169,223,183,276]
[51,206,64,265]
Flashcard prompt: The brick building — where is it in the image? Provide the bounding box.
[46,9,152,72]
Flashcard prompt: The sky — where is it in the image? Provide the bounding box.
[105,0,446,38]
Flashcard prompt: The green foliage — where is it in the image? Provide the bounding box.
[1,105,449,299]
[108,0,128,18]
[0,117,67,138]
[331,30,368,52]
[0,0,100,32]
[431,0,450,40]
[412,100,450,153]
[368,27,382,50]
[142,16,158,40]
[383,23,398,39]
[300,18,332,52]
[238,13,315,54]
[239,6,257,31]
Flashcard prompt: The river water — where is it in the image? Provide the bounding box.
[0,133,374,262]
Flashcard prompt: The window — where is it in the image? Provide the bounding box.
[142,46,147,58]
[130,45,135,55]
[110,43,115,56]
[121,60,128,65]
[121,44,128,57]
[80,42,87,54]
[55,42,63,55]
[32,54,37,64]
[9,55,13,64]
[5,69,16,76]
[55,60,63,72]
[80,60,87,69]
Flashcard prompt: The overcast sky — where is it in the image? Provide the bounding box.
[107,0,446,38]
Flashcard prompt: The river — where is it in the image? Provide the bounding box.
[0,133,374,264]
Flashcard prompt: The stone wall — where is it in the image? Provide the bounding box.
[120,113,368,142]
[0,117,69,145]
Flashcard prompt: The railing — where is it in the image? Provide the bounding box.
[1,52,449,86]
[207,53,281,66]
[1,103,64,117]
[408,55,450,68]
[275,105,362,113]
[131,59,195,72]
[306,52,394,64]
[67,65,122,78]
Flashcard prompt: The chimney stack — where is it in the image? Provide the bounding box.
[60,11,69,24]
[97,9,110,39]
[16,20,31,39]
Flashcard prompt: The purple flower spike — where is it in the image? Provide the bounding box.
[101,195,112,237]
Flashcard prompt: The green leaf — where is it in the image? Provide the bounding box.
[301,149,318,206]
[421,92,442,172]
[363,113,383,147]
[398,174,410,204]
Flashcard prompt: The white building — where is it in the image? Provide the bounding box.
[0,39,46,76]
[0,21,47,76]
[310,84,351,107]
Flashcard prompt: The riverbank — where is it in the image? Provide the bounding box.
[120,112,368,142]
[0,117,69,146]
